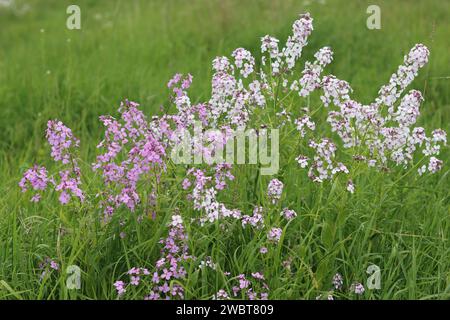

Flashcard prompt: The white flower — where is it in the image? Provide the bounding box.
[171,215,183,227]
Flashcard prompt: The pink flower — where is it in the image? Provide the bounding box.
[267,179,283,204]
[130,276,140,286]
[281,208,297,220]
[182,178,191,190]
[268,227,282,242]
[50,261,59,271]
[114,281,126,295]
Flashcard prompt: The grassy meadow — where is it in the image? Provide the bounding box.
[0,0,449,299]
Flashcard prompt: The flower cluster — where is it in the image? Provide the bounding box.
[332,273,343,290]
[19,165,49,202]
[261,13,313,74]
[293,46,333,97]
[217,272,269,300]
[38,257,59,280]
[46,120,80,164]
[241,206,265,229]
[147,216,190,300]
[198,256,218,270]
[114,215,190,300]
[20,121,84,204]
[328,273,365,297]
[183,165,242,225]
[267,179,284,204]
[322,44,445,175]
[267,227,282,243]
[306,138,349,182]
[20,12,447,301]
[351,282,365,295]
[281,208,297,220]
[294,115,316,137]
[93,100,166,217]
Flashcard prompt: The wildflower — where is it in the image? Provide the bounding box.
[351,282,365,295]
[214,289,229,300]
[161,269,172,280]
[268,227,282,242]
[307,138,349,182]
[346,180,355,193]
[295,155,309,168]
[46,120,79,164]
[182,178,191,190]
[232,48,255,78]
[171,215,183,227]
[214,163,234,190]
[130,276,140,286]
[251,272,265,280]
[376,44,429,108]
[283,13,313,70]
[50,261,59,271]
[321,75,352,107]
[242,207,265,229]
[38,257,60,279]
[159,282,170,294]
[297,47,333,97]
[332,273,343,290]
[19,165,49,202]
[31,194,41,202]
[199,257,217,270]
[267,179,283,204]
[428,157,443,173]
[145,291,160,300]
[281,208,297,220]
[295,116,315,137]
[261,35,279,59]
[114,281,126,295]
[432,129,447,144]
[260,247,268,254]
[229,273,269,300]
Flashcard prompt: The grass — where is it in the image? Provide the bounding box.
[0,0,449,300]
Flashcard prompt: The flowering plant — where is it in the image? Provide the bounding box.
[19,12,446,300]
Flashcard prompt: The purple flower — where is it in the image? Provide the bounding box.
[50,261,59,271]
[114,281,126,295]
[268,227,282,242]
[267,179,283,204]
[130,276,140,286]
[281,208,297,220]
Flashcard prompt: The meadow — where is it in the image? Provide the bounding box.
[0,0,449,300]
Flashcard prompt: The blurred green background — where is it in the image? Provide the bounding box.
[0,0,448,182]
